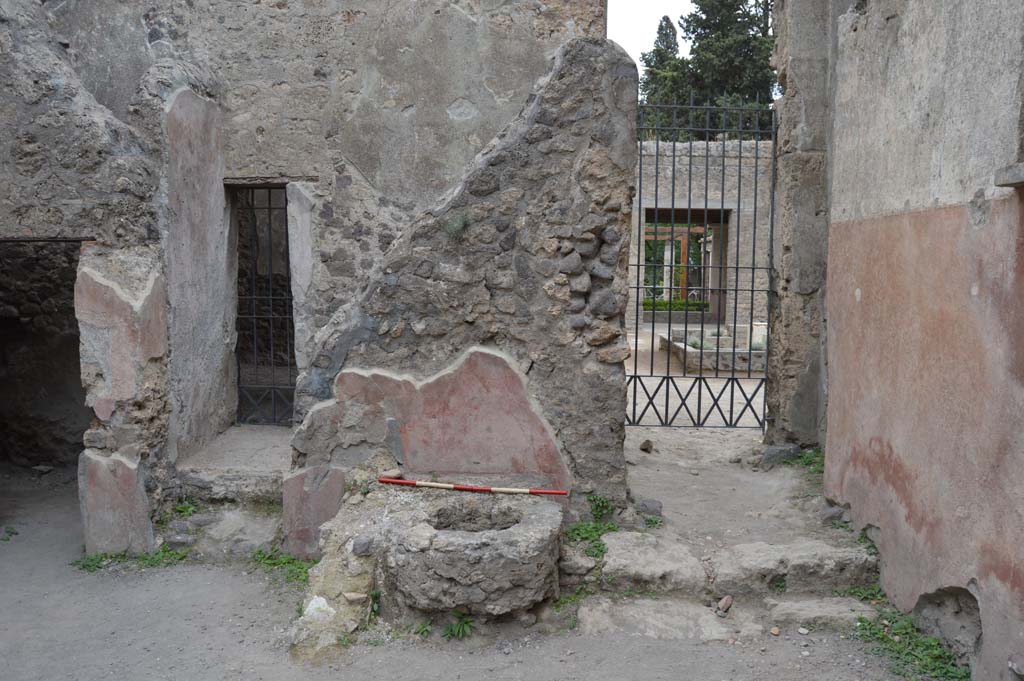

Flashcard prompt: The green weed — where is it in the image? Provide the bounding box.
[442,611,475,641]
[565,521,618,543]
[414,620,433,638]
[837,584,887,603]
[784,448,825,476]
[136,545,188,568]
[768,576,787,593]
[252,547,318,584]
[368,589,381,623]
[565,521,618,561]
[553,584,592,613]
[0,526,17,542]
[856,609,970,680]
[584,539,608,559]
[173,499,197,518]
[643,515,663,529]
[587,494,615,522]
[71,552,127,572]
[858,530,880,556]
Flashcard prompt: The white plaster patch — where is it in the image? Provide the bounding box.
[854,288,862,303]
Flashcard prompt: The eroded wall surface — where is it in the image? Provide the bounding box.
[766,0,834,445]
[50,0,607,389]
[824,1,1024,677]
[293,38,637,503]
[4,0,625,550]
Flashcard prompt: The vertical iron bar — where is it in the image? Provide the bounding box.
[748,100,761,379]
[632,99,645,425]
[683,93,696,425]
[698,105,711,425]
[729,104,744,426]
[764,108,779,431]
[266,195,276,425]
[649,100,661,383]
[665,98,678,423]
[248,190,260,424]
[716,107,727,390]
[282,188,293,424]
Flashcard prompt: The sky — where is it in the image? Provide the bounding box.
[606,1,696,72]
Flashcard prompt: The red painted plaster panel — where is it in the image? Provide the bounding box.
[74,267,168,421]
[826,195,1024,675]
[334,349,571,491]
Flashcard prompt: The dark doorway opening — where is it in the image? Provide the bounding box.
[232,187,297,426]
[0,241,91,467]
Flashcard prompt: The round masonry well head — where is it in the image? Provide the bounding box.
[384,493,563,616]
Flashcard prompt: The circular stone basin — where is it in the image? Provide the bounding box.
[384,494,563,616]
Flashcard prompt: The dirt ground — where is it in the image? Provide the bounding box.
[0,434,900,681]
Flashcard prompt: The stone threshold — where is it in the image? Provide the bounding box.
[176,425,293,503]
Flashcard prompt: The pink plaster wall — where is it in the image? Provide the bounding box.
[826,194,1024,676]
[332,349,571,491]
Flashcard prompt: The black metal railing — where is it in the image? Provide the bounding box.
[627,97,776,429]
[234,187,297,426]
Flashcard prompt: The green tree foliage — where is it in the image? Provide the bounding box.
[639,1,775,106]
[682,0,775,105]
[639,16,688,106]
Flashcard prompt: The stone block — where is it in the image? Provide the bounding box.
[601,531,706,595]
[283,465,347,560]
[384,495,563,616]
[78,449,154,555]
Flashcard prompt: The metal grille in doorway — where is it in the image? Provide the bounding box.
[234,187,297,426]
[627,100,776,429]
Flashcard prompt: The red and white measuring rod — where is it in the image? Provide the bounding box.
[378,477,568,497]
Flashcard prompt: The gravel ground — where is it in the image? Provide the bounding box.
[0,467,902,681]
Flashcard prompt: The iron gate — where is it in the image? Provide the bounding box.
[234,186,298,426]
[626,99,776,429]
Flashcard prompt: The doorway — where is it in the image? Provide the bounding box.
[232,187,297,426]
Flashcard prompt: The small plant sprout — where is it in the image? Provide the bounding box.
[1,526,18,542]
[173,499,197,518]
[643,515,663,529]
[72,552,126,573]
[442,611,475,641]
[565,521,618,561]
[856,609,970,680]
[368,589,382,623]
[586,494,615,521]
[414,620,433,638]
[136,545,188,568]
[252,547,318,584]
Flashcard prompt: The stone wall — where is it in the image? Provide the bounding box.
[49,0,608,392]
[0,242,91,467]
[3,0,624,552]
[766,0,834,446]
[822,1,1024,678]
[292,38,637,505]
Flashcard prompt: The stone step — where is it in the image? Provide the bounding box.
[711,540,878,597]
[765,596,879,630]
[599,531,707,594]
[177,466,283,503]
[577,595,763,642]
[590,532,877,601]
[577,594,879,644]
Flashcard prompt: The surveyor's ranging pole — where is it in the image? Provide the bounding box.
[378,477,568,496]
